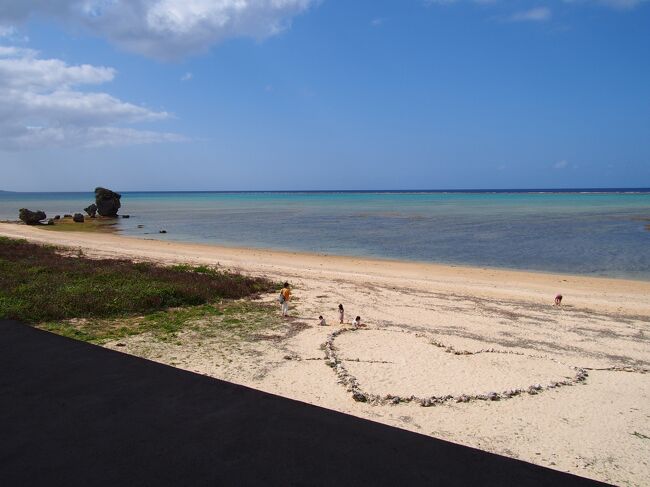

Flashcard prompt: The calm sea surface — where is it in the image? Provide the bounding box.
[1,190,649,280]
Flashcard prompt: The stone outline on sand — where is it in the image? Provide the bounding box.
[323,327,589,407]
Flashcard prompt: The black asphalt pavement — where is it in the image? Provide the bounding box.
[0,320,608,486]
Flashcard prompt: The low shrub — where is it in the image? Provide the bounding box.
[0,237,275,322]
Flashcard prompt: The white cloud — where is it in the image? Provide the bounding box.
[0,47,115,90]
[0,25,16,37]
[0,24,28,42]
[370,17,385,27]
[507,7,552,22]
[565,0,649,9]
[180,72,192,81]
[553,159,569,169]
[0,0,318,60]
[425,0,648,11]
[424,0,460,5]
[600,0,648,7]
[0,47,183,150]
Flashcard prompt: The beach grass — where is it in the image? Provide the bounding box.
[37,301,282,345]
[0,236,276,324]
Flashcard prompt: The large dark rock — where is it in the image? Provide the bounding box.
[73,213,85,223]
[95,187,121,217]
[84,204,97,218]
[18,208,46,225]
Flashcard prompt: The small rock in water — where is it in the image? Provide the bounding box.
[121,214,130,218]
[159,230,167,234]
[84,203,97,218]
[137,224,144,228]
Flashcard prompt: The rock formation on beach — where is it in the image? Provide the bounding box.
[19,208,46,225]
[84,204,98,218]
[73,213,85,223]
[95,187,121,217]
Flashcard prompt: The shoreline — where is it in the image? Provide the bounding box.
[143,234,650,283]
[4,218,650,283]
[1,221,649,485]
[1,222,649,316]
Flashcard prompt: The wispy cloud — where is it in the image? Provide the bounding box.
[0,24,28,42]
[0,25,16,37]
[370,17,385,27]
[425,0,648,15]
[553,159,569,169]
[0,47,184,150]
[507,7,552,22]
[180,72,192,82]
[565,0,649,9]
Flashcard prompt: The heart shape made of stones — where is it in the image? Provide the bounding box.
[327,329,582,403]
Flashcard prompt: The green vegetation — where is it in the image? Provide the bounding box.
[0,237,279,343]
[37,301,282,345]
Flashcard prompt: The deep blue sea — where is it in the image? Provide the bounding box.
[1,190,649,280]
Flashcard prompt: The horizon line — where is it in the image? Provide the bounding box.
[2,187,650,194]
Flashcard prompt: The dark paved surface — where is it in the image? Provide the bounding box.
[0,320,608,486]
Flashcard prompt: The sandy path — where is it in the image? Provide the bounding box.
[2,222,649,485]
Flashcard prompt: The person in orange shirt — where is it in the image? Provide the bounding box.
[280,282,291,317]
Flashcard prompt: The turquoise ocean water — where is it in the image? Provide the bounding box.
[1,190,649,280]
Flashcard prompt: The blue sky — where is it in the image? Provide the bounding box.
[0,0,648,191]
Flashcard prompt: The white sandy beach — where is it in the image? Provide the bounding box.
[2,222,649,485]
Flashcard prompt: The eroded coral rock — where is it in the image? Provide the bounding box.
[95,187,121,217]
[18,208,46,225]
